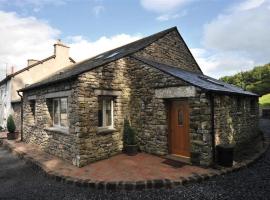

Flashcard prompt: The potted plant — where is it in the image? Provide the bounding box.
[123,119,138,156]
[7,115,16,140]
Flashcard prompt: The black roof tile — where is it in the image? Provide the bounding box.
[19,27,177,92]
[132,56,258,97]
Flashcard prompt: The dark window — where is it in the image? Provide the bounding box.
[29,100,35,119]
[236,97,241,111]
[178,110,183,126]
[250,99,256,114]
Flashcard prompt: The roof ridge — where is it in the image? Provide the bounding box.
[20,27,178,92]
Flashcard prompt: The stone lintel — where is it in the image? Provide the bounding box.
[45,90,71,99]
[28,95,37,100]
[155,86,196,98]
[94,89,121,96]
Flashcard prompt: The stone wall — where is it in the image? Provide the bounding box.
[22,80,79,164]
[21,29,259,167]
[134,30,202,74]
[213,94,260,157]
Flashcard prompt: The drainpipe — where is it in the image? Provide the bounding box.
[210,93,216,164]
[17,91,23,141]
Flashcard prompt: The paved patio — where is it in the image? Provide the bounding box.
[2,139,215,182]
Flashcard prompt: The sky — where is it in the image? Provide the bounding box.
[0,0,269,79]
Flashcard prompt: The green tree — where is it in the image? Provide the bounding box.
[7,115,16,133]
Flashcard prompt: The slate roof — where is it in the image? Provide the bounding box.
[19,26,258,97]
[132,56,258,96]
[19,27,178,92]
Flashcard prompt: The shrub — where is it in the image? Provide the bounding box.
[123,119,137,145]
[7,115,16,133]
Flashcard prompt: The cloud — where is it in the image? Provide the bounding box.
[191,48,256,78]
[68,34,142,61]
[156,10,187,21]
[140,0,192,21]
[199,0,270,78]
[92,5,105,16]
[0,10,142,80]
[0,11,59,78]
[0,0,67,7]
[140,0,192,13]
[231,0,266,11]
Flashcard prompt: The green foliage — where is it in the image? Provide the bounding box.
[0,126,3,131]
[7,115,16,133]
[220,63,270,96]
[259,93,270,107]
[123,119,137,145]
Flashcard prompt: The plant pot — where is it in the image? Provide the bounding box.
[7,132,16,140]
[125,144,138,156]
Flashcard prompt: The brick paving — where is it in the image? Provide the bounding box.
[2,139,215,182]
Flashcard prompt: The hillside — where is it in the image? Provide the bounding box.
[220,63,270,96]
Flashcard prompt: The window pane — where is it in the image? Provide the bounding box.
[60,98,68,127]
[98,99,103,127]
[178,110,183,126]
[29,100,35,119]
[53,99,59,125]
[105,99,112,126]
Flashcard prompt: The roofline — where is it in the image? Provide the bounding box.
[19,27,178,92]
[131,56,259,97]
[69,57,76,63]
[0,55,76,86]
[173,28,203,74]
[12,55,56,77]
[0,75,12,85]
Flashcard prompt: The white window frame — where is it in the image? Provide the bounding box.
[52,97,68,129]
[98,97,114,129]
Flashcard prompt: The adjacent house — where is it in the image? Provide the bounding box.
[19,27,259,167]
[0,41,75,129]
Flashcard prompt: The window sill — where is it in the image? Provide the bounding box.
[44,127,69,135]
[236,112,242,115]
[97,127,116,134]
[250,114,257,117]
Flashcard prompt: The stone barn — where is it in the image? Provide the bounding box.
[19,27,260,167]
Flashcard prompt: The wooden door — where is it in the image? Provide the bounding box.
[169,100,190,157]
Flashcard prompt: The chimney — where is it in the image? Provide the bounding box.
[27,59,39,66]
[54,39,70,59]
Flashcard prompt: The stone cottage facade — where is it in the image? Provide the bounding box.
[19,27,259,167]
[0,40,75,130]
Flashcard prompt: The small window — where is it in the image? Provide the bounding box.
[178,110,184,126]
[29,100,36,120]
[98,97,113,128]
[52,97,68,128]
[250,99,256,114]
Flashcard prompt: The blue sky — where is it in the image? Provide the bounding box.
[0,0,269,78]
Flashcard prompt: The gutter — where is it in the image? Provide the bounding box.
[17,91,23,141]
[210,93,216,164]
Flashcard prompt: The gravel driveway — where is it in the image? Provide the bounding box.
[0,119,269,200]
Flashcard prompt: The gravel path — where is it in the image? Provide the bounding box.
[0,119,269,200]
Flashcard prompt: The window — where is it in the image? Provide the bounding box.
[98,97,113,128]
[236,97,241,111]
[250,99,256,114]
[29,100,36,120]
[178,110,184,126]
[53,97,68,128]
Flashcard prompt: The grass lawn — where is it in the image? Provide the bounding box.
[259,93,270,107]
